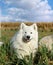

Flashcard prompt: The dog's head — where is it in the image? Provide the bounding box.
[20,23,38,42]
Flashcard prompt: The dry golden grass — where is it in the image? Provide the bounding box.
[1,22,53,32]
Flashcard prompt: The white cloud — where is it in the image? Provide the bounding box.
[1,0,53,22]
[0,15,13,22]
[7,8,28,15]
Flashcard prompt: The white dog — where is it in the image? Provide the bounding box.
[10,23,38,59]
[39,35,53,51]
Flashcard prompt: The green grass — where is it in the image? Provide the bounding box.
[0,29,53,65]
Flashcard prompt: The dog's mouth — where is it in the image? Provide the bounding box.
[26,39,30,42]
[22,37,31,43]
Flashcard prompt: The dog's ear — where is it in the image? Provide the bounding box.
[32,23,37,30]
[20,23,26,29]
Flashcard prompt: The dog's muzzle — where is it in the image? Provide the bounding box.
[22,36,31,43]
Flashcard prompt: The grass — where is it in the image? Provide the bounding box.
[0,23,53,65]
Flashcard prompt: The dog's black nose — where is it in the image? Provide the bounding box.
[27,36,30,39]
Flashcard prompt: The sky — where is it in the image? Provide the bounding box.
[0,0,53,22]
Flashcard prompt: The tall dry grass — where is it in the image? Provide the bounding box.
[1,22,53,32]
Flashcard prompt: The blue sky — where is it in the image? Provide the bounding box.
[0,0,53,22]
[48,0,53,9]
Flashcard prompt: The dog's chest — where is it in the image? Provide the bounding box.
[19,40,36,52]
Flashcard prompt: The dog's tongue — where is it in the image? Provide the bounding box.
[22,37,30,43]
[27,39,29,41]
[26,39,30,42]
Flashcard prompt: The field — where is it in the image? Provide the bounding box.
[0,22,53,65]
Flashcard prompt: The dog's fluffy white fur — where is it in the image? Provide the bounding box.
[10,23,38,59]
[39,35,53,51]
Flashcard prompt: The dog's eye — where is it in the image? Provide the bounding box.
[25,32,27,33]
[30,32,32,34]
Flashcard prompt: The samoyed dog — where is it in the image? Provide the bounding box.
[10,23,38,59]
[39,35,53,51]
